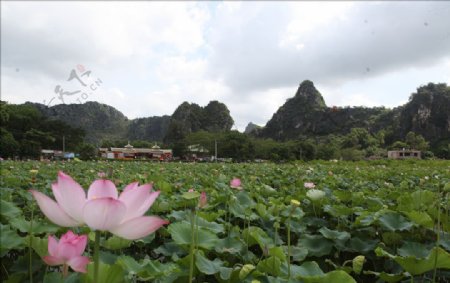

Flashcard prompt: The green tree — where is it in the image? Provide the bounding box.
[405,132,429,151]
[340,148,364,161]
[390,140,408,149]
[76,143,98,160]
[0,128,19,158]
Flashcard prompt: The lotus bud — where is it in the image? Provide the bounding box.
[306,189,325,201]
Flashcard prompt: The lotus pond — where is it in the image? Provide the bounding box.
[1,159,449,283]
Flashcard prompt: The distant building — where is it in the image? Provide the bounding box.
[387,149,421,159]
[186,144,211,161]
[41,149,75,160]
[99,142,172,161]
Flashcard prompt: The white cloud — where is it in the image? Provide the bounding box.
[1,1,449,132]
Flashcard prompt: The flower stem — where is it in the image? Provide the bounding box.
[29,209,34,283]
[312,203,317,218]
[94,231,101,283]
[188,209,196,283]
[432,189,441,283]
[62,264,68,278]
[287,216,291,280]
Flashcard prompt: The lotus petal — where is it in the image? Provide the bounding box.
[59,233,87,260]
[43,255,64,266]
[47,235,59,257]
[87,180,118,200]
[30,190,80,227]
[122,182,139,193]
[67,255,90,273]
[83,198,126,231]
[51,172,86,222]
[120,186,159,221]
[110,216,168,240]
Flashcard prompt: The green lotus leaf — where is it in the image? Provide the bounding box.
[219,266,233,280]
[0,199,22,219]
[239,264,255,280]
[25,235,48,258]
[318,227,351,242]
[182,191,201,200]
[291,261,356,282]
[10,218,59,235]
[364,271,405,283]
[397,242,431,258]
[269,246,287,262]
[323,204,353,217]
[375,246,450,275]
[0,224,24,256]
[195,217,225,234]
[116,255,180,280]
[378,212,413,231]
[215,236,244,254]
[257,256,282,276]
[439,239,450,252]
[195,250,225,275]
[403,211,433,229]
[289,246,309,262]
[397,190,435,212]
[317,270,356,283]
[84,261,125,283]
[168,221,219,250]
[291,261,324,278]
[346,237,379,253]
[102,235,132,250]
[298,234,333,257]
[242,226,274,250]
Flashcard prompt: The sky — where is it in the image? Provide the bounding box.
[2,1,450,131]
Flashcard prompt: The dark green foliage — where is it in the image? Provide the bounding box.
[398,83,450,144]
[253,81,449,160]
[164,101,234,144]
[76,143,98,160]
[433,139,450,159]
[0,128,19,158]
[405,132,429,151]
[218,131,254,161]
[1,81,448,160]
[0,102,86,158]
[127,116,170,142]
[202,101,234,132]
[30,101,129,143]
[244,122,261,134]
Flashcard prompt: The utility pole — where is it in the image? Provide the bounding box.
[62,135,65,159]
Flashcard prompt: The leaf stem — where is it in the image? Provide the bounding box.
[188,209,196,283]
[287,216,291,280]
[29,209,34,283]
[432,188,441,283]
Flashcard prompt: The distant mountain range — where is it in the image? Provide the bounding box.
[256,81,449,146]
[23,80,449,146]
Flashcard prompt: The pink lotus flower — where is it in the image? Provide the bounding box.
[43,231,89,273]
[304,182,315,189]
[199,191,207,208]
[230,178,242,190]
[31,171,168,240]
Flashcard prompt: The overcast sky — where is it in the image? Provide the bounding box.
[2,1,450,131]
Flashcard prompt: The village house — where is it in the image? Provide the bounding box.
[387,149,421,159]
[98,142,172,161]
